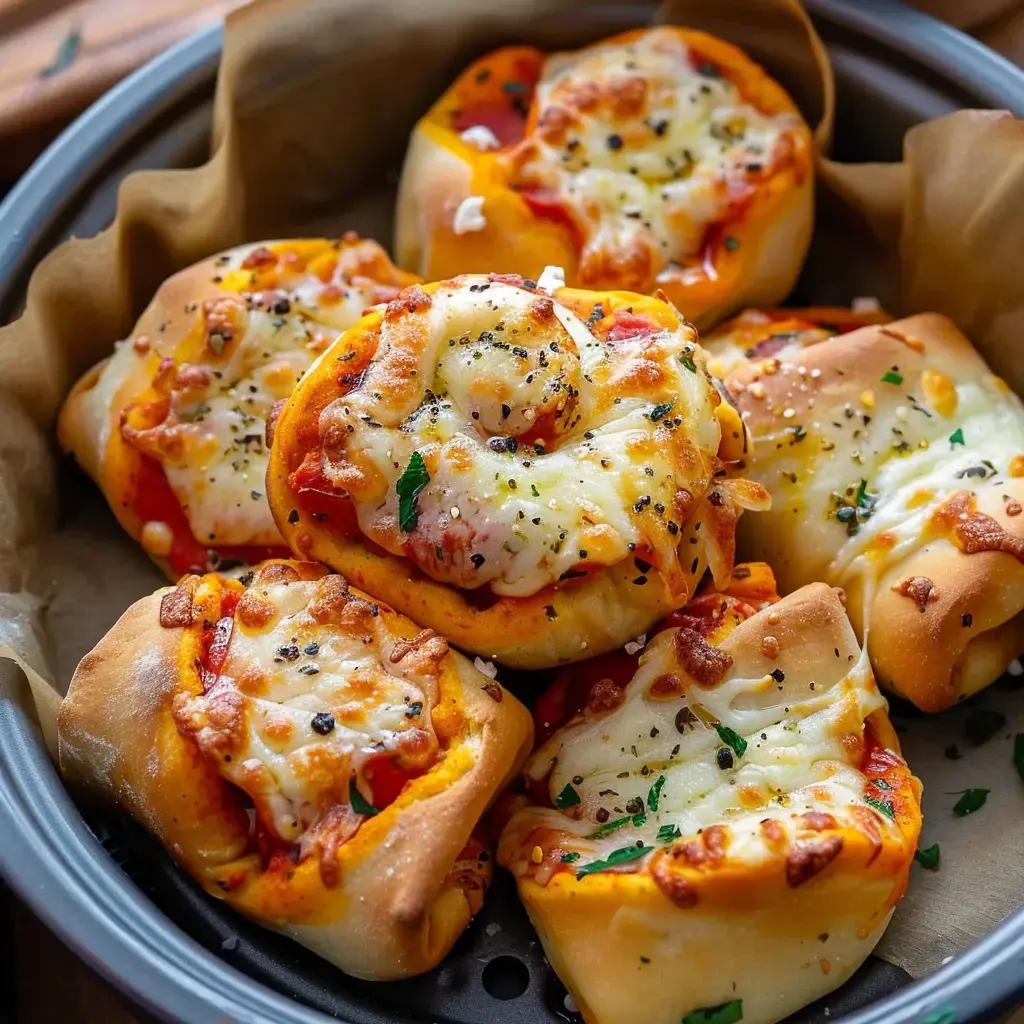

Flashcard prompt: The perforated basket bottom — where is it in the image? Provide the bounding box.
[86,809,910,1024]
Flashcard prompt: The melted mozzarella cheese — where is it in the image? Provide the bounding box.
[522,626,890,866]
[727,338,1024,629]
[176,574,439,843]
[317,277,726,598]
[108,241,404,549]
[509,28,802,286]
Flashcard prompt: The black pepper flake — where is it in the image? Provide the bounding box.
[633,576,648,586]
[287,508,300,525]
[303,642,320,656]
[625,797,644,815]
[250,490,263,501]
[962,613,973,628]
[471,553,486,568]
[545,605,558,620]
[607,133,624,151]
[239,571,255,587]
[311,712,335,735]
[298,664,320,675]
[501,403,512,419]
[276,644,301,662]
[716,747,734,770]
[770,668,786,683]
[572,775,584,785]
[595,808,610,823]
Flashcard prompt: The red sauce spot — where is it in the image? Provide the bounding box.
[129,456,286,576]
[452,104,529,148]
[364,753,418,810]
[604,312,660,342]
[520,190,585,251]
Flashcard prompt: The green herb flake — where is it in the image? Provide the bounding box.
[952,788,989,816]
[723,236,740,253]
[647,775,667,812]
[864,795,895,820]
[555,783,581,809]
[683,999,744,1024]
[914,843,940,870]
[657,823,682,844]
[1015,734,1024,783]
[586,816,632,840]
[396,451,430,532]
[681,355,697,373]
[880,370,904,385]
[714,723,747,758]
[649,401,675,422]
[965,708,1007,746]
[949,427,965,447]
[531,483,540,497]
[944,743,963,761]
[922,1007,957,1024]
[560,851,580,864]
[349,779,379,817]
[576,843,650,878]
[855,479,874,508]
[40,29,82,78]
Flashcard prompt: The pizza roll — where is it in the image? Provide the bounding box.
[396,27,813,330]
[58,236,419,580]
[706,310,1024,711]
[266,272,769,669]
[58,560,532,979]
[499,576,921,1024]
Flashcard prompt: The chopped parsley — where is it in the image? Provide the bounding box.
[965,708,1007,746]
[349,779,379,817]
[880,370,904,385]
[649,401,675,422]
[555,783,581,809]
[647,774,667,812]
[683,1000,744,1024]
[864,795,895,820]
[723,236,740,252]
[576,843,650,878]
[914,843,940,870]
[855,478,874,508]
[560,851,580,864]
[530,483,540,497]
[1015,734,1024,783]
[657,823,682,843]
[586,816,634,840]
[952,788,989,816]
[949,427,965,447]
[714,723,747,758]
[396,451,430,532]
[944,743,963,761]
[681,355,697,373]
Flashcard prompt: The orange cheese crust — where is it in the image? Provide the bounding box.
[498,579,921,1024]
[266,273,769,669]
[706,311,1024,711]
[57,236,419,581]
[396,27,814,330]
[57,560,533,980]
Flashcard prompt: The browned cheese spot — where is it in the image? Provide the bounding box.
[786,836,844,888]
[891,575,938,613]
[674,628,734,688]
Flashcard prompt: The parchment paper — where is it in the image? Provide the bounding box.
[0,0,1021,986]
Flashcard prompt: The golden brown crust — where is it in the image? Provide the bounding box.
[58,561,532,979]
[268,275,767,668]
[498,582,920,1024]
[396,28,814,331]
[709,311,1024,710]
[58,237,419,582]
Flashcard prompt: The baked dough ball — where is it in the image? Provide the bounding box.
[396,27,813,330]
[58,236,418,580]
[266,272,769,669]
[499,572,921,1024]
[58,559,532,980]
[706,310,1024,711]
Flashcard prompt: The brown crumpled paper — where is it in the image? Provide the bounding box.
[0,0,1022,988]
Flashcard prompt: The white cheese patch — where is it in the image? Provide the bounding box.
[453,195,487,234]
[460,125,501,150]
[536,265,566,294]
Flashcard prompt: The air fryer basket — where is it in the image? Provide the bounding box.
[1,3,1023,1024]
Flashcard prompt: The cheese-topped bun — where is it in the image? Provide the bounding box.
[58,559,532,980]
[499,573,921,1024]
[266,272,769,669]
[706,311,1024,711]
[58,236,419,580]
[396,27,814,330]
